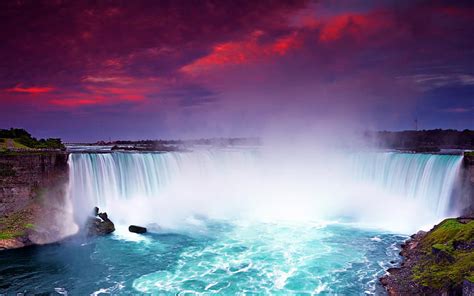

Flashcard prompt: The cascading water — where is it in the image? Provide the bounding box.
[68,149,260,228]
[68,149,463,232]
[350,153,463,216]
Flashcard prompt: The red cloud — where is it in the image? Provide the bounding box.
[46,82,151,108]
[181,31,301,74]
[49,98,104,107]
[273,32,300,55]
[181,10,396,75]
[319,13,391,43]
[6,85,54,94]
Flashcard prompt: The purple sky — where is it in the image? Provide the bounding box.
[0,0,473,141]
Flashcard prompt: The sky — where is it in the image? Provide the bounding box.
[0,0,473,141]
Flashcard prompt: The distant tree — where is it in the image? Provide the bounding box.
[367,129,474,150]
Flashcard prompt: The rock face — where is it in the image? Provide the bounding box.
[0,152,68,214]
[380,231,429,295]
[463,279,474,296]
[380,217,474,296]
[460,153,474,217]
[0,152,77,250]
[129,225,147,234]
[86,207,115,236]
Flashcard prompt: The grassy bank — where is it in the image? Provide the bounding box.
[412,218,474,289]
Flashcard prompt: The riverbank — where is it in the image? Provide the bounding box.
[380,217,474,295]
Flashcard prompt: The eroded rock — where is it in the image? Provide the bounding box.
[86,207,115,236]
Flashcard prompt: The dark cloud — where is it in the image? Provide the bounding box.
[0,0,307,87]
[159,84,218,107]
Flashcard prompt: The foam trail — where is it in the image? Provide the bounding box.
[68,150,462,233]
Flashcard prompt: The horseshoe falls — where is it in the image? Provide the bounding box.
[68,150,463,232]
[1,150,463,295]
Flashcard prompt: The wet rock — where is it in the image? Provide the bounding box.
[86,207,115,236]
[98,212,110,222]
[0,236,31,250]
[457,216,474,224]
[380,229,431,295]
[129,225,147,234]
[463,279,474,296]
[453,239,474,251]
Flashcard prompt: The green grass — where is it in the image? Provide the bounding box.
[0,231,23,240]
[0,209,34,241]
[11,139,30,149]
[412,218,474,290]
[24,223,35,229]
[432,243,454,253]
[0,138,32,150]
[413,252,474,289]
[422,219,474,252]
[465,151,474,158]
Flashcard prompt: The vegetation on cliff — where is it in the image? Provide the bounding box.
[0,209,35,240]
[381,217,474,295]
[0,128,65,150]
[412,218,474,290]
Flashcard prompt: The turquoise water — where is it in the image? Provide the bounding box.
[0,220,405,295]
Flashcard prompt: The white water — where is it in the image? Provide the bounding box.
[68,149,463,233]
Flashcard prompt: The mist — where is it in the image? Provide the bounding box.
[68,133,462,234]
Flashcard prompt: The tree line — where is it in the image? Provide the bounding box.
[0,128,65,150]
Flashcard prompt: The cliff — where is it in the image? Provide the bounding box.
[0,151,77,249]
[380,218,474,295]
[460,152,474,216]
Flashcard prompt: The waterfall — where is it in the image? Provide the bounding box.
[350,153,463,216]
[68,150,463,233]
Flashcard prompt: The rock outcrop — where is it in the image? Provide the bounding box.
[86,207,115,236]
[380,217,474,295]
[129,225,147,234]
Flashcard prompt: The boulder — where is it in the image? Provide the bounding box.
[129,225,147,234]
[86,207,115,236]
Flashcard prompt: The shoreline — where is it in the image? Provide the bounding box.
[380,217,474,295]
